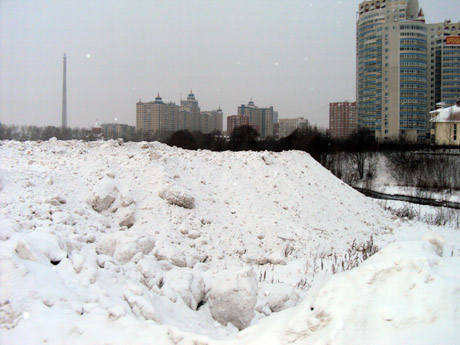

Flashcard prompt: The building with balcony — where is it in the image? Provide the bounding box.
[278,118,309,138]
[356,0,459,143]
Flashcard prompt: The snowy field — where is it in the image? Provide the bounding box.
[1,139,459,345]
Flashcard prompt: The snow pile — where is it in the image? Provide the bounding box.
[0,139,459,344]
[238,233,460,345]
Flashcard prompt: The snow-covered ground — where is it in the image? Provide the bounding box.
[1,139,459,344]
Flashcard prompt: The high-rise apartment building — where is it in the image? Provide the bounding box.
[136,94,179,137]
[180,91,201,132]
[427,21,460,110]
[356,0,459,142]
[136,92,223,137]
[329,102,357,139]
[237,100,274,139]
[201,108,224,134]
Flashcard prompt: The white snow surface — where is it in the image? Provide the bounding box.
[430,104,460,123]
[0,139,459,344]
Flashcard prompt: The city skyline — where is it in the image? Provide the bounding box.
[1,0,458,129]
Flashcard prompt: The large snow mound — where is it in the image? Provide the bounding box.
[5,140,458,343]
[239,233,460,345]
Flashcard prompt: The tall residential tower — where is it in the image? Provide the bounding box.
[356,0,459,142]
[237,99,274,139]
[329,101,357,139]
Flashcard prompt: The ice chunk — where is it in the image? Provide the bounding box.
[158,186,195,209]
[208,268,257,330]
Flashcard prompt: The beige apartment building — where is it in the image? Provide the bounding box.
[136,92,223,137]
[201,108,224,134]
[136,94,179,137]
[180,91,201,131]
[430,102,460,146]
[278,118,309,138]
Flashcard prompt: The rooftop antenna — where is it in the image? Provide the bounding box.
[62,53,67,128]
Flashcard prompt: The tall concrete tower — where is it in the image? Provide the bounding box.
[62,53,67,128]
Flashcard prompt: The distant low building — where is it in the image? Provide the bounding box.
[88,121,103,141]
[279,118,309,138]
[101,123,136,139]
[430,100,460,146]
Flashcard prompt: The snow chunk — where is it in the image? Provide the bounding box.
[90,180,119,212]
[208,268,258,330]
[159,186,195,209]
[154,245,187,268]
[107,305,126,321]
[262,283,299,313]
[114,235,155,264]
[161,270,205,310]
[118,207,136,228]
[14,240,36,261]
[423,232,445,256]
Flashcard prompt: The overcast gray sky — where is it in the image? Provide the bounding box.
[1,0,458,129]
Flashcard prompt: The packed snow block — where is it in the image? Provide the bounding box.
[107,305,126,321]
[14,240,37,262]
[90,180,120,212]
[48,196,66,206]
[51,211,75,226]
[208,268,258,330]
[113,235,155,264]
[26,232,68,264]
[123,290,160,322]
[13,232,66,265]
[92,192,117,212]
[153,245,187,268]
[0,222,13,241]
[158,186,195,209]
[160,270,205,310]
[261,283,299,313]
[71,253,85,273]
[118,207,136,228]
[95,236,117,257]
[422,232,445,256]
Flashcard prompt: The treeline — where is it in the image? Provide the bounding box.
[3,123,458,156]
[0,125,89,141]
[0,124,169,143]
[167,125,333,161]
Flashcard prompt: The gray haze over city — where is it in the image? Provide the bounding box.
[1,0,458,129]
